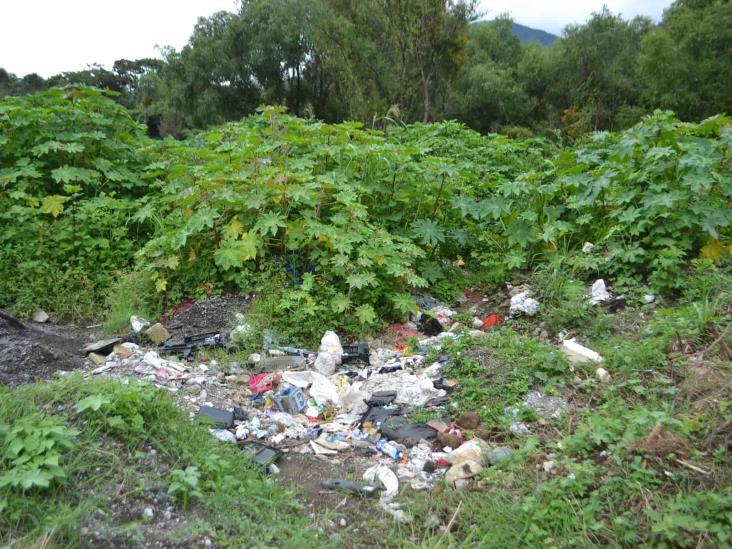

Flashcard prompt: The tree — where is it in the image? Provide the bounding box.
[639,0,732,120]
[450,16,532,132]
[557,8,651,130]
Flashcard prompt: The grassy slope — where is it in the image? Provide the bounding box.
[2,260,731,548]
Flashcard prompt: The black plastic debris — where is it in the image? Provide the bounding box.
[342,343,370,364]
[163,331,224,359]
[607,296,628,314]
[380,416,437,447]
[365,390,397,407]
[378,363,404,374]
[360,404,400,427]
[424,396,450,408]
[277,346,314,357]
[418,315,443,336]
[322,479,379,497]
[196,406,234,429]
[233,406,248,421]
[433,379,456,393]
[240,442,282,468]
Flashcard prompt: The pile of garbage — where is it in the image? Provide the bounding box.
[81,295,525,519]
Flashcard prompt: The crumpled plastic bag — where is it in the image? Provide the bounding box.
[363,371,445,406]
[309,372,340,406]
[363,464,399,501]
[314,352,336,376]
[509,291,540,316]
[130,315,150,333]
[588,278,611,305]
[339,381,369,413]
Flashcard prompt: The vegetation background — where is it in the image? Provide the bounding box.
[2,1,730,138]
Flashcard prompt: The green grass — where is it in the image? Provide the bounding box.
[0,375,320,547]
[102,271,161,335]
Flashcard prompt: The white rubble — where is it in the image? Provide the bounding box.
[509,291,540,316]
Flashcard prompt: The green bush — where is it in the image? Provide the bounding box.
[0,87,153,320]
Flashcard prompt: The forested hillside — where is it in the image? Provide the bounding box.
[2,0,730,137]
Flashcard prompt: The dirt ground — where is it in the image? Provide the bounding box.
[276,452,397,544]
[162,295,249,344]
[0,312,97,386]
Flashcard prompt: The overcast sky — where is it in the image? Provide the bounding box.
[2,0,672,78]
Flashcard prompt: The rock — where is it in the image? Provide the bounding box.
[445,460,482,483]
[83,338,122,355]
[582,241,595,253]
[437,430,462,449]
[543,460,556,472]
[472,317,484,329]
[32,309,49,323]
[451,439,490,465]
[143,507,154,520]
[596,367,611,384]
[468,329,486,338]
[88,352,107,366]
[145,323,171,345]
[643,294,656,304]
[448,322,463,333]
[523,391,568,420]
[456,411,480,430]
[247,353,261,365]
[486,446,513,465]
[113,344,134,359]
[130,315,150,333]
[183,384,202,396]
[474,426,492,440]
[509,421,530,436]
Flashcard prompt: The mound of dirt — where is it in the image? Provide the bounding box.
[0,313,94,386]
[162,295,249,344]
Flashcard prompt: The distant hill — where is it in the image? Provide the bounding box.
[511,23,559,46]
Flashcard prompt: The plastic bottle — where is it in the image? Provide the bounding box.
[376,439,402,460]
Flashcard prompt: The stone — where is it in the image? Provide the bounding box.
[145,323,171,345]
[468,329,487,338]
[596,367,611,384]
[88,352,107,366]
[472,317,484,329]
[83,338,122,355]
[143,507,154,520]
[456,411,480,430]
[445,460,482,483]
[437,430,462,449]
[32,309,49,323]
[113,344,134,359]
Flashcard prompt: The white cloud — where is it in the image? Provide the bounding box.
[2,0,673,77]
[1,0,237,77]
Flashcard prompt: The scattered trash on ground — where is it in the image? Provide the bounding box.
[79,290,584,522]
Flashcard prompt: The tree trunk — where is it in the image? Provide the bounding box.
[422,75,431,123]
